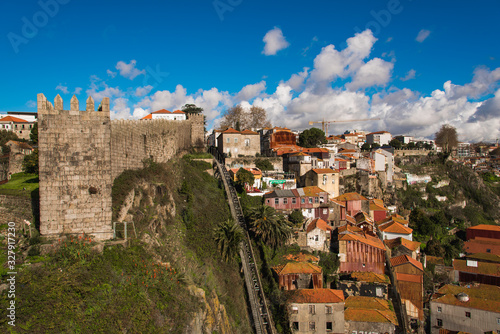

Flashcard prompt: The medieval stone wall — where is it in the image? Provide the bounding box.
[37,94,204,240]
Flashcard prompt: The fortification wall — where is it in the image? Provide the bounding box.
[38,94,113,239]
[37,94,204,240]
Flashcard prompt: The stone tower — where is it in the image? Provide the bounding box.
[37,94,113,240]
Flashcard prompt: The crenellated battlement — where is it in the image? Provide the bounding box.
[37,93,110,117]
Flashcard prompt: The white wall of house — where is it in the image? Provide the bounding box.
[381,231,412,241]
[152,113,186,121]
[306,228,328,252]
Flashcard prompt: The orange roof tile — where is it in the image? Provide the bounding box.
[273,262,322,275]
[240,129,259,135]
[312,168,339,174]
[288,289,344,304]
[0,116,28,123]
[346,215,357,225]
[466,253,500,263]
[339,233,385,250]
[350,272,390,284]
[300,186,326,197]
[396,272,423,283]
[344,296,398,325]
[384,237,421,252]
[390,255,423,271]
[367,131,390,135]
[302,147,329,153]
[453,259,500,277]
[283,253,319,263]
[338,224,363,234]
[379,221,413,234]
[151,109,172,114]
[172,109,186,114]
[6,140,33,150]
[432,284,500,314]
[141,113,153,119]
[467,224,500,232]
[334,192,368,202]
[222,127,240,134]
[306,218,333,233]
[330,199,346,207]
[370,199,387,211]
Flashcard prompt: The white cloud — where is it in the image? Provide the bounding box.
[416,29,431,43]
[347,58,394,90]
[115,60,145,80]
[468,88,500,122]
[235,81,266,102]
[400,69,416,81]
[286,68,309,92]
[110,97,132,120]
[56,84,69,94]
[107,69,117,78]
[26,100,36,108]
[86,76,123,104]
[135,85,153,97]
[132,107,148,119]
[262,27,290,56]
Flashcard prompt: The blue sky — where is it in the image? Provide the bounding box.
[1,0,500,141]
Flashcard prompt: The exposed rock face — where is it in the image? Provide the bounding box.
[185,286,232,334]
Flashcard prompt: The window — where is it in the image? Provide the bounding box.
[376,287,383,297]
[314,197,319,203]
[292,322,299,330]
[325,306,332,314]
[309,305,315,314]
[309,322,316,331]
[314,235,319,241]
[465,311,471,318]
[275,198,279,205]
[326,322,332,331]
[323,175,327,185]
[487,248,491,253]
[245,139,250,147]
[437,306,442,313]
[227,138,230,143]
[332,178,335,184]
[497,318,500,324]
[234,138,238,143]
[291,306,298,314]
[284,198,288,204]
[323,209,327,214]
[437,319,443,327]
[292,198,297,204]
[301,198,305,204]
[309,198,313,204]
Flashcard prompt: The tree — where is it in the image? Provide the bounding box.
[370,143,380,150]
[220,105,271,130]
[361,143,371,151]
[247,204,291,248]
[22,149,39,174]
[435,124,458,154]
[389,138,402,149]
[30,122,38,145]
[213,219,244,263]
[288,210,304,226]
[255,158,273,171]
[181,103,203,114]
[236,168,255,190]
[298,128,326,148]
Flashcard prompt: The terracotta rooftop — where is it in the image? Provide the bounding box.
[312,168,339,174]
[6,140,33,150]
[334,192,368,202]
[369,199,387,211]
[431,284,500,314]
[240,129,259,135]
[288,289,344,304]
[222,127,240,134]
[396,272,423,283]
[339,233,385,250]
[349,272,390,284]
[273,262,322,275]
[384,237,421,252]
[330,199,346,207]
[151,109,172,114]
[283,253,319,263]
[0,116,29,123]
[390,255,423,271]
[141,113,153,119]
[346,215,357,225]
[378,221,413,234]
[172,109,186,114]
[367,131,390,135]
[344,296,398,325]
[337,224,363,234]
[306,218,333,233]
[467,224,500,232]
[465,253,500,263]
[453,259,500,277]
[296,186,327,197]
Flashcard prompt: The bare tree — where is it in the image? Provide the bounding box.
[219,105,272,130]
[435,124,458,154]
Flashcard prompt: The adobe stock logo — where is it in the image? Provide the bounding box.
[354,0,411,36]
[7,0,71,54]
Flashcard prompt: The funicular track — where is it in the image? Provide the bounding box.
[209,147,276,334]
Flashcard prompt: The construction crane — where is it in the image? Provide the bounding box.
[308,118,381,137]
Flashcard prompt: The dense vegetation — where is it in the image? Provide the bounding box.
[0,156,252,333]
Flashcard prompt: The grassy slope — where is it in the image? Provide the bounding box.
[0,157,251,333]
[0,173,38,197]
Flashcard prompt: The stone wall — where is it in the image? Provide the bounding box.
[0,195,34,224]
[37,94,204,240]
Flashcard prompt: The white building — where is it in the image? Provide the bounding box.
[366,131,392,146]
[141,109,187,121]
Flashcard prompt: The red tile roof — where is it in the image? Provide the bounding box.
[222,127,240,134]
[390,255,423,271]
[384,237,421,252]
[288,289,344,304]
[379,221,413,234]
[344,296,398,325]
[273,262,322,275]
[312,168,339,174]
[369,199,387,211]
[338,224,363,234]
[396,272,423,283]
[0,116,28,123]
[306,218,333,233]
[240,129,259,135]
[350,272,390,284]
[432,284,500,314]
[467,224,500,232]
[339,233,385,250]
[367,131,390,135]
[453,259,500,277]
[299,186,327,197]
[283,253,319,263]
[151,109,172,114]
[334,192,368,201]
[141,113,153,119]
[6,140,34,150]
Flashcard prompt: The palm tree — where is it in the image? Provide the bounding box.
[247,204,292,249]
[214,219,244,263]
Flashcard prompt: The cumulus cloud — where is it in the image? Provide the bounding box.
[135,85,153,97]
[400,69,416,81]
[74,87,82,95]
[286,68,309,92]
[86,76,123,103]
[468,88,500,123]
[235,81,267,102]
[262,27,290,56]
[115,60,145,80]
[56,84,69,94]
[416,29,431,43]
[107,69,117,78]
[110,97,132,120]
[26,100,36,108]
[347,58,394,90]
